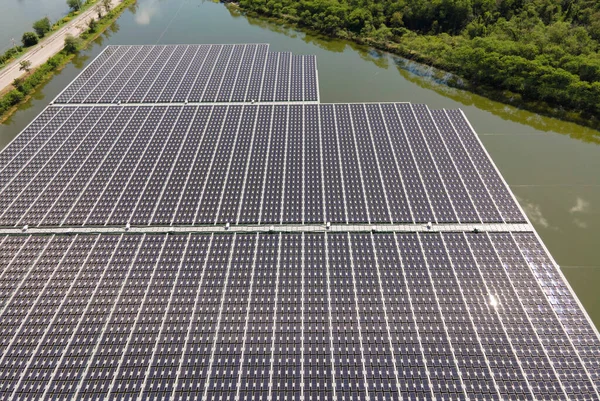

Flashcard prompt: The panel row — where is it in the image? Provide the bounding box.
[53,44,319,104]
[0,103,524,227]
[0,232,597,400]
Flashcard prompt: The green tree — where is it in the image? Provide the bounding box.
[21,32,39,47]
[88,18,97,32]
[63,34,81,53]
[33,17,52,38]
[66,0,82,12]
[19,60,32,72]
[102,0,112,13]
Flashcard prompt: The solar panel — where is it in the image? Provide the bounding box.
[0,103,526,227]
[0,232,596,400]
[0,43,597,400]
[53,45,320,104]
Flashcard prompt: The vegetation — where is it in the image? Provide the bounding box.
[96,4,104,18]
[0,1,100,71]
[64,34,82,53]
[88,18,98,32]
[234,0,600,124]
[67,0,83,12]
[0,47,24,69]
[33,17,52,38]
[21,32,39,47]
[19,60,32,72]
[0,0,136,121]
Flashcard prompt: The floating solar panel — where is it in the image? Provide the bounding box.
[0,104,526,227]
[0,43,598,401]
[0,232,596,400]
[53,44,320,104]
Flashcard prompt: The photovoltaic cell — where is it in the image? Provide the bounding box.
[0,231,596,399]
[0,43,595,401]
[54,45,319,104]
[0,104,532,227]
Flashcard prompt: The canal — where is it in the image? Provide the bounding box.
[1,0,600,328]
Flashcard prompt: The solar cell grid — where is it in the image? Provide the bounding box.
[97,46,154,104]
[429,109,503,223]
[0,232,596,399]
[11,107,120,227]
[397,104,457,223]
[68,46,134,104]
[83,46,146,104]
[141,44,189,103]
[52,44,319,105]
[54,46,122,103]
[0,107,61,170]
[216,105,258,224]
[412,104,480,223]
[0,43,597,401]
[130,105,197,225]
[41,106,137,226]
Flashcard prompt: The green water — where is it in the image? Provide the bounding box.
[1,0,600,328]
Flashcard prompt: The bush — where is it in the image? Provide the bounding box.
[88,18,97,32]
[19,60,32,72]
[21,32,39,47]
[67,0,82,11]
[63,34,81,53]
[33,17,52,38]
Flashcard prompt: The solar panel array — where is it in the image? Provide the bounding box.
[53,44,319,104]
[0,104,524,228]
[0,232,598,401]
[0,43,598,400]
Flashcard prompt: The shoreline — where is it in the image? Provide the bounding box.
[0,0,136,123]
[225,3,600,134]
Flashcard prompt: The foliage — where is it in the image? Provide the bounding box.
[33,17,52,38]
[64,34,81,53]
[19,60,32,72]
[88,18,98,32]
[236,0,600,118]
[21,32,39,47]
[1,0,136,121]
[102,0,112,12]
[67,0,82,11]
[0,46,23,67]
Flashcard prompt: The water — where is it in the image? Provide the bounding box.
[0,0,70,51]
[1,0,600,328]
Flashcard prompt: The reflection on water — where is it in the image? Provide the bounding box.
[393,59,600,144]
[135,0,161,25]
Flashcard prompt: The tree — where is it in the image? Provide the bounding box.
[102,0,112,13]
[33,17,52,38]
[66,0,82,12]
[88,18,97,32]
[21,32,39,47]
[63,34,81,53]
[95,4,103,19]
[19,60,32,72]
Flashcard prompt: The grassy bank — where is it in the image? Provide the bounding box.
[226,1,600,132]
[0,0,136,122]
[0,0,103,69]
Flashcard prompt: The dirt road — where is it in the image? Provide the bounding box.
[0,0,121,94]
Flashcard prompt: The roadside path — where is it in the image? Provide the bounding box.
[0,0,121,94]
